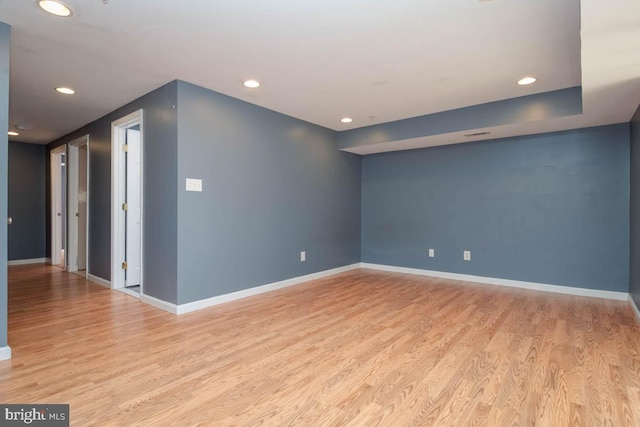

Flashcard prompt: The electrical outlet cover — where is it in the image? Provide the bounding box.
[186,178,203,192]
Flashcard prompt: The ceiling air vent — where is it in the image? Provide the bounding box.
[464,131,491,137]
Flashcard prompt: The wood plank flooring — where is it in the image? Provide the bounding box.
[1,265,640,426]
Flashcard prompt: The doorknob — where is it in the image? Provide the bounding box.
[7,217,12,225]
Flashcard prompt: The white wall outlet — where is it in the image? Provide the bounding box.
[428,249,435,257]
[464,250,471,261]
[300,251,306,262]
[186,178,203,192]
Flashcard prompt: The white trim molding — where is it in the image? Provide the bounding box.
[359,263,629,301]
[630,295,640,324]
[119,287,141,299]
[8,258,46,266]
[136,262,629,315]
[87,274,111,289]
[0,346,11,361]
[177,263,360,315]
[140,263,361,315]
[141,293,177,314]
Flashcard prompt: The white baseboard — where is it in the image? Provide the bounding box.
[87,273,111,289]
[630,295,640,324]
[134,261,629,315]
[360,263,629,301]
[138,263,361,315]
[0,346,11,361]
[176,263,360,315]
[141,293,178,314]
[118,287,141,299]
[8,258,46,266]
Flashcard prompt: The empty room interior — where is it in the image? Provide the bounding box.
[1,0,640,425]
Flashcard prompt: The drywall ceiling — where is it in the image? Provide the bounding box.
[0,0,637,151]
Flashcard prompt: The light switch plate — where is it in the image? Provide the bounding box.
[186,178,203,192]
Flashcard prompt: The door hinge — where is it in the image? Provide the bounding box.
[122,261,128,270]
[122,203,128,211]
[123,144,129,152]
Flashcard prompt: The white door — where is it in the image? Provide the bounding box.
[77,144,88,270]
[125,128,142,287]
[50,147,66,267]
[111,109,144,292]
[67,136,89,273]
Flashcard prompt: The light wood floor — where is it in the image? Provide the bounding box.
[1,265,640,426]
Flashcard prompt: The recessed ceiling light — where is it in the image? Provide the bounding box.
[243,79,260,88]
[7,131,19,136]
[38,0,72,17]
[341,117,353,123]
[55,87,76,95]
[517,76,537,86]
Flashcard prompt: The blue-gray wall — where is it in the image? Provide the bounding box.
[630,105,640,307]
[0,22,10,349]
[362,124,630,292]
[48,81,178,303]
[8,142,46,260]
[176,81,361,304]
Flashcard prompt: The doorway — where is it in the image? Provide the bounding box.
[50,145,66,268]
[111,110,143,297]
[67,135,89,276]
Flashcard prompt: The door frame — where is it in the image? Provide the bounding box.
[67,135,90,274]
[50,145,66,267]
[111,109,144,292]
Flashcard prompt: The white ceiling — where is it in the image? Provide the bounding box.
[0,0,638,150]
